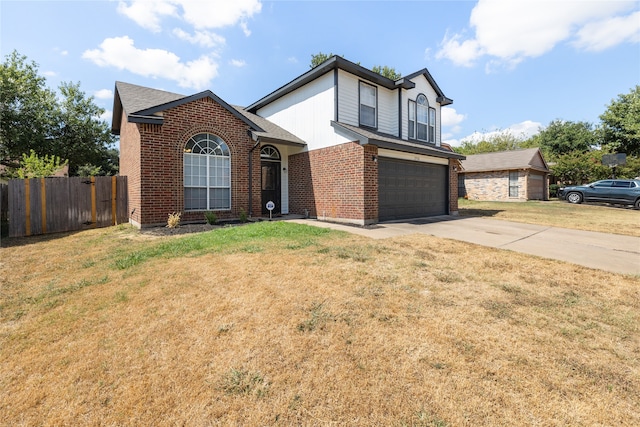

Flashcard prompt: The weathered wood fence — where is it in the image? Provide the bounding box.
[8,176,128,237]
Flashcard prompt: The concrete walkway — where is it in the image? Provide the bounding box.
[290,216,640,276]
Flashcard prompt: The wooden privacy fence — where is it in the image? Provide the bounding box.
[8,176,128,238]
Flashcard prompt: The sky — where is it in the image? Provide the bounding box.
[1,0,639,147]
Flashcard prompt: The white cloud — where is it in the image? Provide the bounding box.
[172,28,226,48]
[82,36,219,90]
[117,0,262,33]
[437,0,638,68]
[230,59,246,67]
[441,107,466,127]
[287,56,298,64]
[573,10,640,51]
[43,71,57,77]
[100,110,113,123]
[95,89,114,99]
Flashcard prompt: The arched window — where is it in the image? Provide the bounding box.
[416,94,429,142]
[183,133,230,211]
[260,145,280,160]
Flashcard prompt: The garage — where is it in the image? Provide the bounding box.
[378,157,448,221]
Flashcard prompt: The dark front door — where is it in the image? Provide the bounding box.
[261,161,281,215]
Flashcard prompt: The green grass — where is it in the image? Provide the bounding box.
[113,221,333,269]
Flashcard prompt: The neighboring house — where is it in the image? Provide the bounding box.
[112,56,464,227]
[459,148,550,201]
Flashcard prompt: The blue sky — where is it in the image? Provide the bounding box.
[2,0,639,146]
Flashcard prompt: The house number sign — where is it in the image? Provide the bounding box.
[266,201,275,220]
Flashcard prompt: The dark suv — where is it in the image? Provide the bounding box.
[558,179,640,209]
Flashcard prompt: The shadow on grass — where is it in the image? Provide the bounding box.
[458,208,504,218]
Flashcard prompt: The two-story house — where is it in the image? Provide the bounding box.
[112,56,464,227]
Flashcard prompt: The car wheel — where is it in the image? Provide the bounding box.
[635,198,640,210]
[566,192,582,204]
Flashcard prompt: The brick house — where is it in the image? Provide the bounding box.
[112,56,464,227]
[459,148,550,201]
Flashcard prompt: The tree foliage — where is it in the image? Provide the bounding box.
[0,51,117,177]
[529,120,596,160]
[310,52,401,80]
[455,132,533,155]
[372,65,401,80]
[0,51,57,167]
[12,149,67,179]
[599,85,640,156]
[550,151,608,185]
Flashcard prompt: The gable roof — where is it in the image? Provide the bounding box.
[111,82,305,146]
[331,121,465,160]
[247,55,451,112]
[460,148,549,173]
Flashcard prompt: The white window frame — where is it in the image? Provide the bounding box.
[359,81,377,128]
[416,94,428,142]
[429,107,436,143]
[183,133,231,211]
[408,99,416,139]
[509,171,519,198]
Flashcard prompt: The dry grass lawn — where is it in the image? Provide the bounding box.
[1,221,638,426]
[460,199,640,237]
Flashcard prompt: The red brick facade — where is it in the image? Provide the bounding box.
[119,97,261,227]
[449,159,461,215]
[288,142,379,225]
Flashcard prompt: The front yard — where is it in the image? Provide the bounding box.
[1,218,638,425]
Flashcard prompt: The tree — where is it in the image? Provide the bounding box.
[310,52,335,68]
[50,81,117,175]
[455,131,530,155]
[372,65,401,80]
[599,85,640,156]
[551,151,609,185]
[530,120,596,160]
[12,149,67,178]
[0,50,57,167]
[1,51,117,177]
[309,53,401,80]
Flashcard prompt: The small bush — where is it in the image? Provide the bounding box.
[167,212,181,228]
[204,211,218,225]
[239,208,248,223]
[549,184,559,198]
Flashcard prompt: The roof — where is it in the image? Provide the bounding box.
[111,82,305,146]
[247,55,452,112]
[460,148,549,173]
[331,121,465,160]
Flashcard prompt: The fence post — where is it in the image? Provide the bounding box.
[91,176,97,228]
[111,175,117,226]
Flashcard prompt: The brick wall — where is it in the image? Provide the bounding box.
[289,142,378,225]
[462,170,527,201]
[122,97,260,227]
[118,110,142,226]
[449,159,461,214]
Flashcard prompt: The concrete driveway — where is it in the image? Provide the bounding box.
[291,216,640,275]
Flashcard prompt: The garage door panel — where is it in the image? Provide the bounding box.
[378,158,447,220]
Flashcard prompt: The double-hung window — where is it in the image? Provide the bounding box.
[509,171,519,198]
[408,100,416,139]
[359,82,377,128]
[416,94,428,141]
[183,133,231,211]
[429,107,436,143]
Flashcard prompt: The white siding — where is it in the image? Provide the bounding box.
[406,75,443,146]
[337,70,358,126]
[257,72,350,150]
[337,70,398,136]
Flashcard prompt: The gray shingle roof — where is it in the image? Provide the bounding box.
[460,148,549,173]
[112,81,305,146]
[331,121,465,160]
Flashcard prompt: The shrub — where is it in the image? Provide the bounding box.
[549,184,559,198]
[167,212,181,228]
[239,208,248,223]
[204,211,218,225]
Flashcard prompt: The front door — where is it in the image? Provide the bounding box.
[260,146,281,215]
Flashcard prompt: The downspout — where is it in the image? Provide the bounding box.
[248,131,260,217]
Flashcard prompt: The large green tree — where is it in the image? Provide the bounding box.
[310,52,401,80]
[599,85,640,156]
[0,51,57,167]
[529,119,596,160]
[0,51,117,176]
[455,132,532,155]
[50,81,116,175]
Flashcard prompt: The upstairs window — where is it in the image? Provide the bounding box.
[429,107,436,143]
[416,94,428,141]
[183,133,231,211]
[359,82,377,128]
[408,100,416,139]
